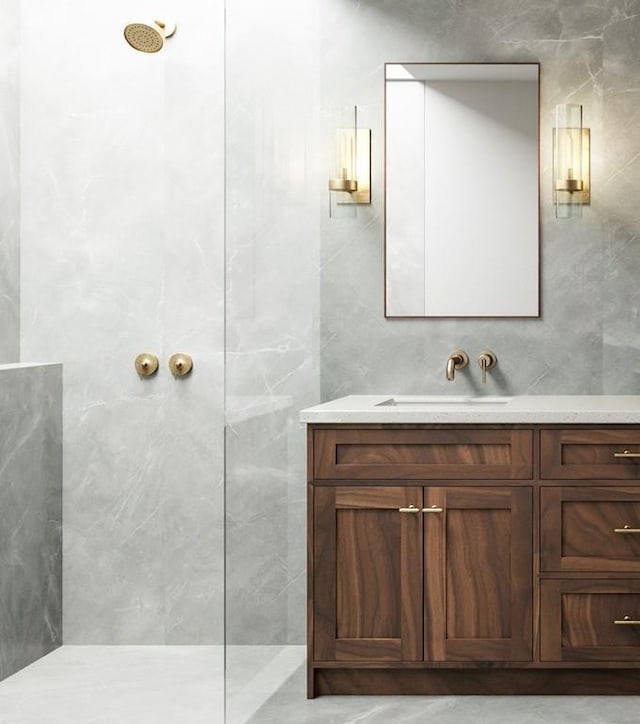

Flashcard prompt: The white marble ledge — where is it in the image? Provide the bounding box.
[0,362,61,372]
[300,395,640,424]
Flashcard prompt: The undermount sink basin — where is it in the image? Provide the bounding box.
[376,396,512,406]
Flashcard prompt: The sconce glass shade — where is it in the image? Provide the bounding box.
[553,103,590,219]
[329,125,358,193]
[328,105,371,217]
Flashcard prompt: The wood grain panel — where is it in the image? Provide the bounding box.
[541,580,640,662]
[541,487,640,572]
[313,486,423,663]
[541,429,640,480]
[336,509,400,639]
[424,486,533,662]
[446,509,510,639]
[314,429,533,480]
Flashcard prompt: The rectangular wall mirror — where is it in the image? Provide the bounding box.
[385,63,540,317]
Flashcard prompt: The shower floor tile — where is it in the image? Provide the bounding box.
[0,646,223,724]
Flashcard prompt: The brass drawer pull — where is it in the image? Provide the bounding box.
[398,505,421,514]
[422,505,444,513]
[614,615,640,625]
[613,450,640,458]
[614,525,640,534]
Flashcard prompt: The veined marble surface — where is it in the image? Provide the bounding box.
[0,0,19,362]
[19,0,225,644]
[0,364,62,680]
[301,395,640,424]
[318,0,639,401]
[224,0,321,647]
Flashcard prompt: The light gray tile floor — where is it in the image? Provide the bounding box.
[246,662,640,724]
[0,646,638,724]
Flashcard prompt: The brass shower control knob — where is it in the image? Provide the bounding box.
[168,353,193,378]
[135,353,159,377]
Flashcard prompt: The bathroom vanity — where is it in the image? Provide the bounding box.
[301,396,640,697]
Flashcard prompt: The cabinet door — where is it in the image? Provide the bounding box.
[424,487,533,662]
[313,486,423,662]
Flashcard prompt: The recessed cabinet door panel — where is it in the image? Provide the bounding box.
[313,486,423,662]
[541,487,640,572]
[424,487,533,662]
[541,580,640,662]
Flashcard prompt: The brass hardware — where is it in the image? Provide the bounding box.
[614,615,640,625]
[477,350,497,385]
[168,353,193,377]
[555,178,583,193]
[135,353,159,377]
[446,350,469,381]
[124,19,177,53]
[328,176,358,193]
[614,525,640,534]
[613,450,640,458]
[399,505,421,514]
[422,506,444,513]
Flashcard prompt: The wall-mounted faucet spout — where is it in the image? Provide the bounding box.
[446,350,469,381]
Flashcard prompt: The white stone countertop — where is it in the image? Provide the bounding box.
[300,395,640,424]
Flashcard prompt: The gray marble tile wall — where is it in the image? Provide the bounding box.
[19,1,225,644]
[320,0,638,400]
[0,0,20,362]
[0,364,62,680]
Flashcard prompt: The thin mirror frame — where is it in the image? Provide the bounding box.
[384,62,541,319]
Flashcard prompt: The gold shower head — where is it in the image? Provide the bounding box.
[124,19,176,53]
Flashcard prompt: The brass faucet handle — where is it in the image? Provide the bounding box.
[477,350,497,385]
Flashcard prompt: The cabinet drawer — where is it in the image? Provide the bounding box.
[541,487,640,572]
[313,429,533,480]
[541,580,640,662]
[541,429,640,479]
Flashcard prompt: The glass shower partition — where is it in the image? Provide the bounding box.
[224,1,321,721]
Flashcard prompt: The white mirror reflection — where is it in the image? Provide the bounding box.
[385,63,540,317]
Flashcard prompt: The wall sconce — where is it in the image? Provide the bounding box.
[328,106,371,217]
[553,103,590,219]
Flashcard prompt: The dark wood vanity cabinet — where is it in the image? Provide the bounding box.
[308,425,640,697]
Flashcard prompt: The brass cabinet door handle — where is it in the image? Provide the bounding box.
[614,616,640,625]
[613,450,640,458]
[614,525,640,534]
[398,505,444,514]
